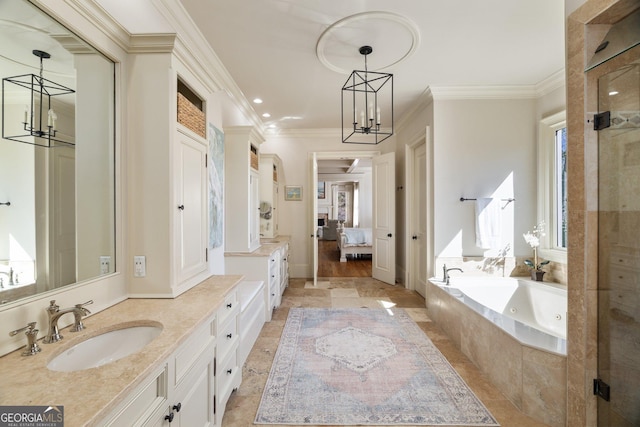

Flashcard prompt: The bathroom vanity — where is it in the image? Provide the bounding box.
[225,239,290,322]
[0,275,248,427]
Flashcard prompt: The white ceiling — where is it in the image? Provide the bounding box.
[95,0,565,133]
[177,0,566,132]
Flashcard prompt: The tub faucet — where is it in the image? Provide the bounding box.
[43,299,93,344]
[443,265,463,285]
[0,267,14,287]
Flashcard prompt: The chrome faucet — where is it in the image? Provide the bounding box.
[43,299,93,344]
[0,267,14,287]
[443,264,463,285]
[9,322,41,356]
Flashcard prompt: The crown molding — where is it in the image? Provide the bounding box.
[396,88,433,130]
[265,128,342,139]
[428,69,566,100]
[153,0,264,132]
[128,34,176,53]
[429,85,538,100]
[58,0,132,56]
[535,69,566,97]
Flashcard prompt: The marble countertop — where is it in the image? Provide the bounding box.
[0,274,243,426]
[225,236,290,257]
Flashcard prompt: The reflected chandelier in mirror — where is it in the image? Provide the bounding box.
[0,0,116,305]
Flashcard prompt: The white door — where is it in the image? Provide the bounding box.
[412,142,428,296]
[372,152,395,284]
[312,153,319,286]
[51,146,76,287]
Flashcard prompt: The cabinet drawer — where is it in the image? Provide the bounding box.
[218,291,238,326]
[216,350,239,410]
[173,317,215,387]
[217,315,238,361]
[105,364,168,426]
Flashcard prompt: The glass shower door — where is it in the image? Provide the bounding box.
[597,62,640,426]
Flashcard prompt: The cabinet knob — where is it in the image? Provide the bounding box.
[165,412,174,422]
[226,303,232,309]
[173,403,182,412]
[177,205,184,210]
[227,333,232,339]
[227,368,233,375]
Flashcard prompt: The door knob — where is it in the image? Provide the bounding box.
[178,205,184,210]
[387,233,392,238]
[412,235,418,240]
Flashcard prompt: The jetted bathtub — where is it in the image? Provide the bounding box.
[425,275,568,426]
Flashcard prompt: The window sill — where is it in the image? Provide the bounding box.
[538,248,567,264]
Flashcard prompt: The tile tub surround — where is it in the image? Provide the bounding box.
[434,276,567,353]
[426,279,567,427]
[0,275,243,427]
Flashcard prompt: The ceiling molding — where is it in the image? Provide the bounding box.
[535,69,566,97]
[396,88,433,130]
[429,85,538,100]
[128,34,176,53]
[265,128,343,139]
[153,0,265,132]
[428,69,566,101]
[63,0,133,55]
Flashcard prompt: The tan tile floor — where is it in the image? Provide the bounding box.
[222,278,549,427]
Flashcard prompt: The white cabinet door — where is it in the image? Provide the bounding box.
[249,169,260,249]
[175,360,214,427]
[176,133,207,285]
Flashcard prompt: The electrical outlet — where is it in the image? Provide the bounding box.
[134,256,146,277]
[100,256,111,274]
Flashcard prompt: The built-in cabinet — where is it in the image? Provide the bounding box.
[225,241,289,322]
[105,313,217,426]
[104,288,240,427]
[224,126,265,253]
[127,47,209,298]
[259,154,282,238]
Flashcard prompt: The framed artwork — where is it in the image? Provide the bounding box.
[317,181,325,199]
[285,185,303,201]
[208,123,224,249]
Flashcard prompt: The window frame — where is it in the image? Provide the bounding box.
[537,111,567,263]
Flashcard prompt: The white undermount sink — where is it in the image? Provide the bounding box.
[47,324,163,372]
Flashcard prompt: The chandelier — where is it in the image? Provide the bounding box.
[341,45,393,144]
[2,50,75,147]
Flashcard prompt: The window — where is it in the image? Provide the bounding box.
[538,111,567,262]
[554,127,568,248]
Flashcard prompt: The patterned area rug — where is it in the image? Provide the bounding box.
[255,308,499,426]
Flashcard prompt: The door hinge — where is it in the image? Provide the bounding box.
[593,378,610,401]
[205,248,208,262]
[593,111,611,131]
[205,153,208,167]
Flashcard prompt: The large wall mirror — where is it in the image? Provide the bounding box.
[0,1,115,305]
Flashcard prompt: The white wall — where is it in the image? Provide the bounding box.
[433,98,538,259]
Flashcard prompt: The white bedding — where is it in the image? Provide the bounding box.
[338,228,373,262]
[343,228,372,245]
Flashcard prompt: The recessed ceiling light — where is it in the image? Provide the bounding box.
[268,124,276,128]
[262,113,271,118]
[609,91,619,96]
[253,98,263,104]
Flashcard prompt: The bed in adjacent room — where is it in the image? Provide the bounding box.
[337,227,373,262]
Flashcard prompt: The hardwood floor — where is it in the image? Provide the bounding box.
[317,238,372,277]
